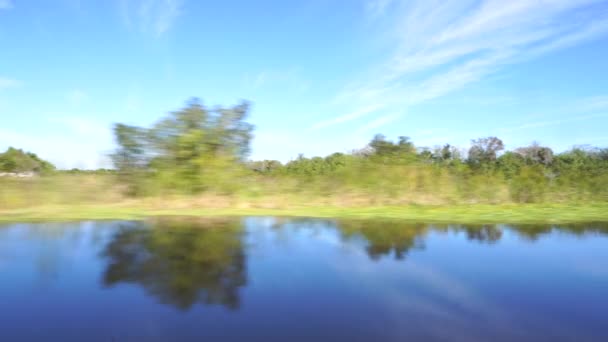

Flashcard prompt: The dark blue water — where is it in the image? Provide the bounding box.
[1,218,607,341]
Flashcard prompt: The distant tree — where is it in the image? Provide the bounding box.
[468,137,504,164]
[430,144,461,163]
[514,142,553,165]
[0,147,55,173]
[369,134,394,156]
[417,148,433,162]
[369,134,415,157]
[249,160,283,173]
[397,136,416,154]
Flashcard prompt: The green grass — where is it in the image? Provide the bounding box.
[1,203,608,224]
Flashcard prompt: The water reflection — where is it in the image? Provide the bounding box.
[338,221,428,260]
[334,220,608,260]
[8,219,605,311]
[2,218,608,340]
[101,218,246,311]
[97,218,608,312]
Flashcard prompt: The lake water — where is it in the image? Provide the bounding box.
[1,217,607,341]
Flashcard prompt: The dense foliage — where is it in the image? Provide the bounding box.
[106,98,608,204]
[2,98,607,209]
[0,147,55,174]
[111,98,254,195]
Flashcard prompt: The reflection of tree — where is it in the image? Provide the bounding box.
[337,220,428,260]
[511,224,553,241]
[512,222,608,241]
[460,225,502,243]
[101,218,247,311]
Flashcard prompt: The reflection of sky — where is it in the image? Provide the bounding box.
[0,219,607,341]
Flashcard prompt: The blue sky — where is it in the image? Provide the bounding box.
[1,0,608,169]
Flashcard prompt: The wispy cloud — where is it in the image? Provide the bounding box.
[66,89,89,106]
[366,0,395,19]
[120,0,183,36]
[504,112,608,132]
[0,78,21,89]
[0,127,112,169]
[311,104,383,130]
[501,95,608,133]
[356,112,402,133]
[314,0,608,131]
[244,68,310,93]
[0,0,13,10]
[48,116,111,140]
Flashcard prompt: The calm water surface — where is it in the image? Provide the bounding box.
[1,217,607,341]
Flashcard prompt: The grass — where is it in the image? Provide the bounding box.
[2,202,608,224]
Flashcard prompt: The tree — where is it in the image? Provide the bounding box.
[0,147,55,173]
[111,98,255,194]
[514,142,553,166]
[111,124,147,194]
[111,124,146,172]
[430,144,461,163]
[468,137,504,164]
[369,134,415,158]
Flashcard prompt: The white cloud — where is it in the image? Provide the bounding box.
[66,89,89,106]
[120,0,183,36]
[366,0,395,19]
[502,112,608,132]
[356,112,402,133]
[498,95,608,133]
[244,68,310,93]
[0,0,13,10]
[48,116,111,140]
[0,78,21,89]
[0,127,112,169]
[315,0,608,131]
[311,104,383,130]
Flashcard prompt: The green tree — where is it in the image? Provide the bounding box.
[468,137,504,165]
[111,98,254,194]
[515,142,554,166]
[0,147,55,173]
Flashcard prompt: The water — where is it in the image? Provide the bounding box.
[1,217,607,341]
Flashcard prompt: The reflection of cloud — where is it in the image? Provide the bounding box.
[330,254,519,339]
[575,261,608,278]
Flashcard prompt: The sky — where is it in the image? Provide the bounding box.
[1,0,608,169]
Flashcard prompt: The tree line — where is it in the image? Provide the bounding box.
[4,97,607,205]
[107,98,608,203]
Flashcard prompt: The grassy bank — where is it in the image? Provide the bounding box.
[2,202,608,224]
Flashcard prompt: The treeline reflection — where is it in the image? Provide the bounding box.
[101,218,247,311]
[97,218,608,311]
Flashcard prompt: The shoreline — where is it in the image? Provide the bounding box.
[2,203,608,224]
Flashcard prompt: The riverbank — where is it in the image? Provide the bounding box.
[2,202,608,224]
